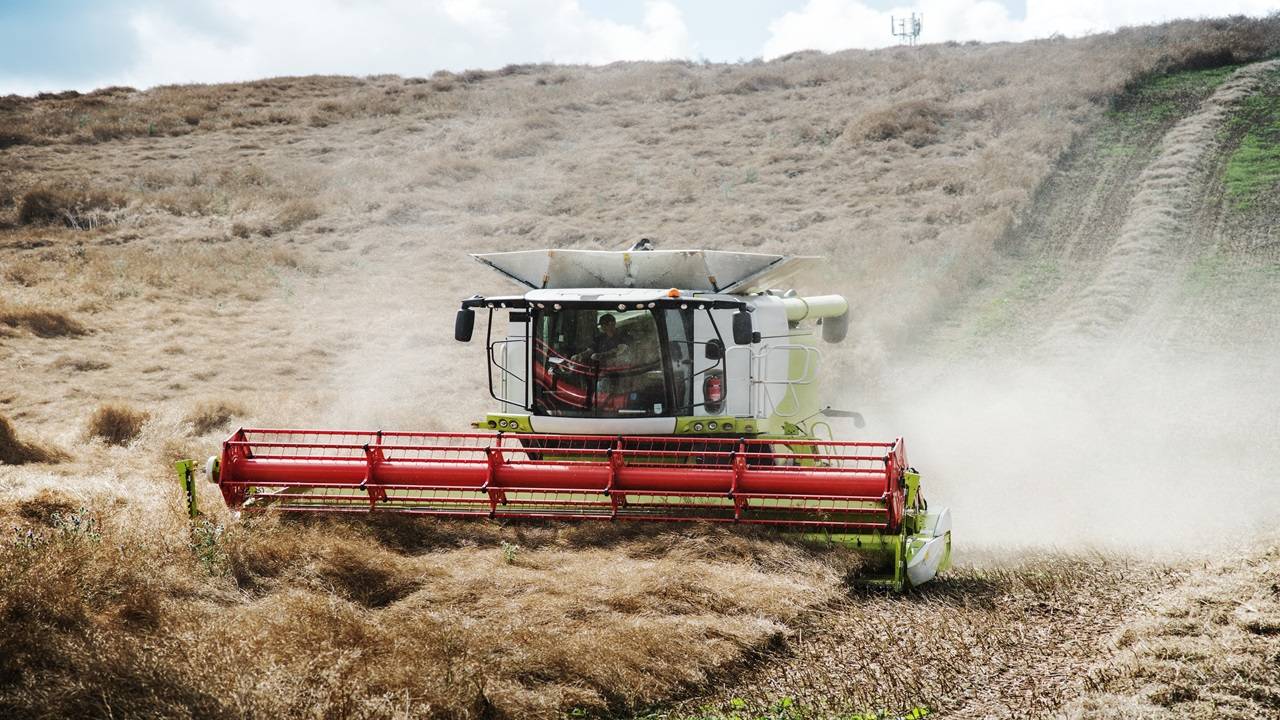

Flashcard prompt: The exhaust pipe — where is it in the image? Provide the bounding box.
[778,294,849,343]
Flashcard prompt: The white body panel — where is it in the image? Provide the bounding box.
[498,316,528,412]
[530,415,677,434]
[744,295,820,419]
[907,508,953,586]
[907,535,949,586]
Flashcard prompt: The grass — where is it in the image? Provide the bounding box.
[51,356,111,372]
[1223,70,1280,208]
[0,76,465,147]
[0,304,88,338]
[0,240,307,303]
[1133,62,1242,102]
[0,17,1275,353]
[1183,249,1233,296]
[970,259,1062,339]
[1104,62,1246,143]
[0,506,860,719]
[652,698,932,720]
[185,401,246,435]
[850,99,947,148]
[0,416,67,465]
[86,404,149,446]
[17,187,127,228]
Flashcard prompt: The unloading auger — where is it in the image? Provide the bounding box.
[181,246,951,589]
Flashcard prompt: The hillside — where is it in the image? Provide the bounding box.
[2,15,1279,720]
[674,56,1280,720]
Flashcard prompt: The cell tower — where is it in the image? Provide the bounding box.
[891,12,923,46]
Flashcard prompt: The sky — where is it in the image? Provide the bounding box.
[1,0,1277,95]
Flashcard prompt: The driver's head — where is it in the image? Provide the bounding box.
[598,313,617,336]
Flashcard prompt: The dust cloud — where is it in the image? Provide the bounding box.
[852,347,1280,552]
[301,237,496,431]
[838,59,1280,555]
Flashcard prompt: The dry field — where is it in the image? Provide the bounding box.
[2,15,1280,719]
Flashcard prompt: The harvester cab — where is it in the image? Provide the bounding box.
[457,249,849,437]
[193,247,951,590]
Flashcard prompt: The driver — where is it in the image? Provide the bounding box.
[575,313,630,365]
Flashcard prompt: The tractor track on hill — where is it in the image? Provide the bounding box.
[1040,60,1280,356]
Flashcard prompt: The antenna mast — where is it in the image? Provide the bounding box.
[891,12,923,47]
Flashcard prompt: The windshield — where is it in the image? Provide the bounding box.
[532,306,693,417]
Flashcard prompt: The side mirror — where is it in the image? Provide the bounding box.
[732,309,754,346]
[454,308,475,342]
[820,407,866,428]
[704,339,723,360]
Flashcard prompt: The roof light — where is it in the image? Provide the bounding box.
[692,422,704,432]
[553,303,562,310]
[707,421,718,431]
[667,288,680,298]
[618,304,626,310]
[647,302,655,309]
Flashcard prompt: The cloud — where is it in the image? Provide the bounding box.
[0,0,693,94]
[763,0,1280,58]
[0,0,141,91]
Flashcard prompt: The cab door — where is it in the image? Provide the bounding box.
[495,311,529,412]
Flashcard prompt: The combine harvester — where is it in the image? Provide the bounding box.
[184,246,951,588]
